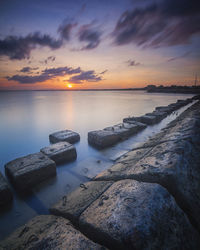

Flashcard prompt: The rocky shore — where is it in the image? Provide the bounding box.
[1,99,200,249]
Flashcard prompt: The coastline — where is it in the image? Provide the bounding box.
[1,97,200,249]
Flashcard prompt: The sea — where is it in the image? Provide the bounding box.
[0,90,194,240]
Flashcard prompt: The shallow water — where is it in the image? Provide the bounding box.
[0,90,194,240]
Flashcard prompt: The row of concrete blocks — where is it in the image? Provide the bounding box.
[2,100,200,249]
[88,97,194,149]
[0,130,80,207]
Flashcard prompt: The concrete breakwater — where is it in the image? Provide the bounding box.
[1,99,200,249]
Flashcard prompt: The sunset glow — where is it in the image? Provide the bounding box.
[67,84,72,88]
[0,0,199,90]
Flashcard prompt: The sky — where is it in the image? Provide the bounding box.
[0,0,200,90]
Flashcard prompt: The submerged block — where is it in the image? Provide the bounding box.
[0,172,12,206]
[0,215,106,250]
[88,130,120,148]
[40,141,77,164]
[50,181,113,223]
[49,129,80,144]
[5,152,56,191]
[79,180,200,250]
[124,115,158,125]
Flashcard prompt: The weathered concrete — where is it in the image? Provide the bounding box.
[40,141,77,164]
[88,130,120,148]
[5,152,56,191]
[49,129,80,144]
[145,110,168,121]
[0,172,12,207]
[95,101,200,232]
[124,115,159,125]
[0,215,107,250]
[79,180,200,250]
[50,181,113,224]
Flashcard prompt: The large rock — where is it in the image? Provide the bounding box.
[145,110,168,121]
[49,129,80,144]
[5,152,56,191]
[0,172,12,207]
[50,181,113,224]
[40,141,77,164]
[0,215,106,250]
[88,130,120,148]
[79,180,200,250]
[124,115,159,125]
[95,101,200,232]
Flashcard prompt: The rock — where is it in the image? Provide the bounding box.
[88,130,120,148]
[49,129,80,144]
[0,172,12,207]
[79,180,200,250]
[50,181,113,224]
[0,215,106,250]
[124,115,159,125]
[145,110,168,121]
[5,152,56,191]
[155,106,173,114]
[40,141,77,164]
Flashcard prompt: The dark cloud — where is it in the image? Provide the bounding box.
[58,22,77,41]
[113,0,200,48]
[6,66,101,84]
[40,56,56,64]
[19,66,39,73]
[0,32,62,60]
[7,66,81,84]
[167,51,191,62]
[100,70,108,74]
[78,24,102,50]
[126,60,141,66]
[69,70,102,84]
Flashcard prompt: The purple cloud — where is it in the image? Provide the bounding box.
[113,0,200,48]
[19,66,39,73]
[69,70,102,84]
[126,60,141,66]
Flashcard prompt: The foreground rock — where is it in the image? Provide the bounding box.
[50,181,113,224]
[95,101,200,232]
[40,141,77,164]
[0,172,12,207]
[5,152,56,191]
[124,114,159,125]
[79,179,200,250]
[88,122,146,149]
[49,129,80,144]
[0,215,106,250]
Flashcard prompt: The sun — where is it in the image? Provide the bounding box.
[67,84,72,88]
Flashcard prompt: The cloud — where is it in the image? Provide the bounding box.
[100,70,108,74]
[0,32,62,60]
[6,66,102,84]
[58,21,77,41]
[78,23,102,50]
[167,51,191,62]
[40,56,56,65]
[69,70,102,84]
[7,66,81,84]
[126,60,141,66]
[19,67,39,73]
[113,0,200,48]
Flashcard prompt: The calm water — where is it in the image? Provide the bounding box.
[0,90,194,240]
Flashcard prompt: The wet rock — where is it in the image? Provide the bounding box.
[0,172,12,207]
[79,179,200,250]
[0,215,106,250]
[88,130,120,148]
[124,115,159,125]
[5,152,56,191]
[50,181,113,224]
[49,129,80,144]
[40,141,77,164]
[145,110,168,121]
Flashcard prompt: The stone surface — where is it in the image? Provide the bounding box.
[0,215,106,250]
[40,141,77,164]
[124,115,159,125]
[88,130,120,148]
[145,110,168,121]
[50,181,113,224]
[95,101,200,233]
[5,152,56,191]
[79,180,200,250]
[49,129,80,144]
[0,172,12,207]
